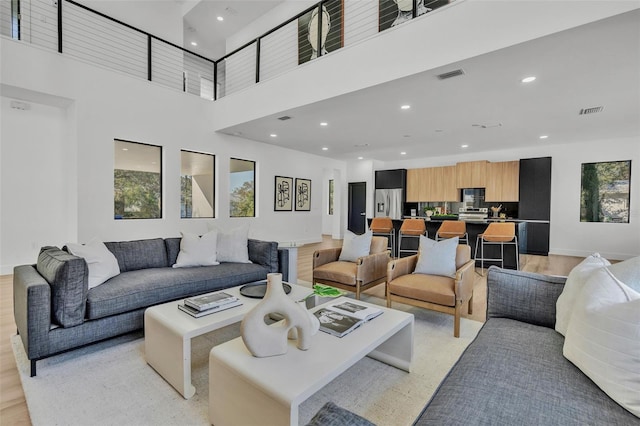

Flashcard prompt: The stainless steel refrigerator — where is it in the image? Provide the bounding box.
[374,188,403,220]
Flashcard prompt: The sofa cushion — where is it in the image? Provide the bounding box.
[313,262,357,286]
[563,267,640,417]
[608,255,640,292]
[104,238,168,272]
[388,273,455,306]
[307,401,374,426]
[248,239,279,273]
[415,318,640,425]
[66,240,120,289]
[36,246,88,327]
[164,237,181,266]
[86,263,269,319]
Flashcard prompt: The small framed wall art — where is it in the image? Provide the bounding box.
[274,176,293,211]
[295,178,312,211]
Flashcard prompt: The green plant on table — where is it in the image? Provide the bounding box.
[301,284,344,301]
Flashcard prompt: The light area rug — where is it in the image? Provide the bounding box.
[12,296,483,426]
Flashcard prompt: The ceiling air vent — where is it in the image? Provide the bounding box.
[277,115,292,121]
[437,69,465,80]
[579,106,604,115]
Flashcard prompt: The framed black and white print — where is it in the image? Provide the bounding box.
[274,176,293,211]
[298,0,344,65]
[580,160,631,223]
[295,178,312,211]
[378,0,450,33]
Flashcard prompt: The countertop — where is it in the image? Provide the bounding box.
[399,216,550,224]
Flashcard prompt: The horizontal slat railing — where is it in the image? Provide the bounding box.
[1,0,455,101]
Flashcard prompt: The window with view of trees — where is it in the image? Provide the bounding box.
[181,150,215,218]
[580,160,631,223]
[114,140,162,219]
[229,158,255,217]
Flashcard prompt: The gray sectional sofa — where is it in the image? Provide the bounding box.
[415,266,639,425]
[13,237,289,377]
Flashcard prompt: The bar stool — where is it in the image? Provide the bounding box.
[474,222,519,275]
[397,218,427,258]
[436,220,468,245]
[370,217,396,258]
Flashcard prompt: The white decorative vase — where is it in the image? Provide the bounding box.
[288,300,320,341]
[241,273,317,357]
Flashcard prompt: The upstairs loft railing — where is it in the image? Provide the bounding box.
[0,0,454,101]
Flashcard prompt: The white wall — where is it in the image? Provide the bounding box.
[0,39,344,273]
[382,137,640,260]
[213,0,638,130]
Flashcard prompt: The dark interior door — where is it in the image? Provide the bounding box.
[348,182,367,234]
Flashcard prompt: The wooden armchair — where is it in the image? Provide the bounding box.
[386,245,475,337]
[313,236,390,299]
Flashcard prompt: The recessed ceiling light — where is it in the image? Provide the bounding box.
[270,134,277,137]
[190,41,197,46]
[357,156,364,160]
[217,16,224,21]
[521,76,536,83]
[322,147,328,151]
[400,105,411,110]
[539,135,549,139]
[461,144,469,148]
[122,148,128,151]
[320,122,328,126]
[400,152,407,155]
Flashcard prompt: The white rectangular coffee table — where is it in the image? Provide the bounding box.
[208,297,414,426]
[144,281,311,399]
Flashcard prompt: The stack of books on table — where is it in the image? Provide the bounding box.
[313,301,383,338]
[178,291,242,318]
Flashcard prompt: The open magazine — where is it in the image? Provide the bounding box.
[313,301,383,338]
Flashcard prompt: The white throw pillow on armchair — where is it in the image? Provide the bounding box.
[338,230,373,262]
[413,235,459,278]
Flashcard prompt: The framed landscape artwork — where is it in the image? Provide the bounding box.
[298,0,344,65]
[295,178,312,211]
[580,160,631,223]
[274,176,293,211]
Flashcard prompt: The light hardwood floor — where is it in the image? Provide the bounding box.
[0,237,585,425]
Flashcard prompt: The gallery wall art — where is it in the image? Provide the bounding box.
[274,176,293,211]
[378,0,450,32]
[295,178,312,211]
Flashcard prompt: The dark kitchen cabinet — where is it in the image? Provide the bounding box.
[519,157,552,254]
[375,169,406,189]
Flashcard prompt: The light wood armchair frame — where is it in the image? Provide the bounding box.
[312,236,390,299]
[386,245,475,337]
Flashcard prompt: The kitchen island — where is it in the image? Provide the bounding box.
[368,218,537,270]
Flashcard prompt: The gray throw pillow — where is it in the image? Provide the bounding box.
[338,230,372,262]
[306,401,375,426]
[413,235,459,278]
[36,246,88,327]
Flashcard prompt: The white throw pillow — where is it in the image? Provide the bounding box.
[555,253,610,336]
[173,230,219,268]
[338,230,373,262]
[608,256,640,292]
[413,235,458,278]
[208,224,251,263]
[563,267,640,417]
[66,240,120,289]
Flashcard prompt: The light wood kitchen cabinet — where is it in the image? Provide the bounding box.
[486,161,519,201]
[406,166,458,202]
[456,161,488,188]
